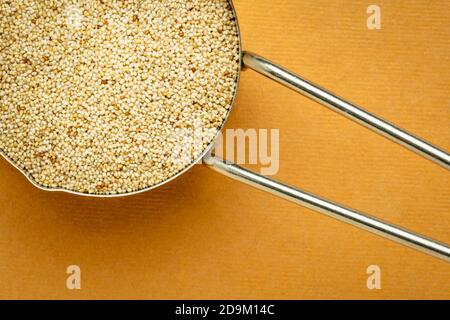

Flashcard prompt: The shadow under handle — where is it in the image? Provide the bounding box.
[204,155,450,263]
[243,52,450,170]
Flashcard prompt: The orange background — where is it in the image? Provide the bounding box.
[0,0,449,299]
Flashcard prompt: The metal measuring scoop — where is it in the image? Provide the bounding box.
[1,0,449,262]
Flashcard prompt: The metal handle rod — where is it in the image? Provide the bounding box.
[243,52,450,170]
[205,155,450,263]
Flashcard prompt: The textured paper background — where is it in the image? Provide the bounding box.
[0,0,449,299]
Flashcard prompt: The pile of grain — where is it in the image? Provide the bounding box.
[0,0,240,194]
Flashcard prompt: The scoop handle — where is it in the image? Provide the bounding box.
[204,155,450,262]
[243,52,450,170]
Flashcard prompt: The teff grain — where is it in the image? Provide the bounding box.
[0,0,240,195]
